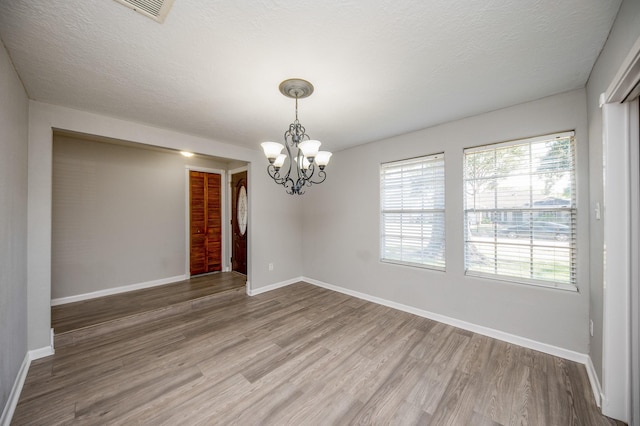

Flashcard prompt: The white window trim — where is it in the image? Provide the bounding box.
[380,153,446,271]
[463,132,577,290]
[464,131,576,153]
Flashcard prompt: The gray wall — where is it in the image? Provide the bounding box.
[28,101,303,350]
[52,135,231,299]
[302,89,591,353]
[0,40,28,413]
[585,0,640,383]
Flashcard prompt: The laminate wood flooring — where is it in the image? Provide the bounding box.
[52,272,246,334]
[15,282,622,425]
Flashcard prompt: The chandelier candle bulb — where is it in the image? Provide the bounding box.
[297,155,311,170]
[298,139,321,162]
[261,78,332,195]
[273,154,287,170]
[261,142,285,163]
[315,151,332,169]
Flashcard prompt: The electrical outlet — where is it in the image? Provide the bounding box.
[590,319,594,337]
[268,263,274,271]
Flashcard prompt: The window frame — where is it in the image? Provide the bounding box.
[463,131,577,291]
[380,152,446,271]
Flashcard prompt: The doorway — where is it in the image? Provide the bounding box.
[231,170,248,275]
[189,170,222,275]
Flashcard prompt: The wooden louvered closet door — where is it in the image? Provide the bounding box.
[189,171,222,275]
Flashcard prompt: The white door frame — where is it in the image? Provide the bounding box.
[184,166,227,277]
[629,99,640,426]
[600,33,640,424]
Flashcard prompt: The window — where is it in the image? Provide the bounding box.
[463,132,576,290]
[380,154,445,270]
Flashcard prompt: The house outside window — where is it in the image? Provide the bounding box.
[463,132,576,290]
[380,153,445,270]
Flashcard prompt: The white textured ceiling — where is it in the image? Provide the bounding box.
[0,0,622,152]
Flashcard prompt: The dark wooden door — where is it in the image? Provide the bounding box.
[190,171,222,275]
[231,171,248,274]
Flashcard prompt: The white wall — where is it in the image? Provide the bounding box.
[585,0,640,383]
[302,89,590,353]
[0,40,29,413]
[52,135,232,299]
[27,101,303,350]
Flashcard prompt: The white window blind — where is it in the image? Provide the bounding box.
[463,132,577,290]
[380,153,445,270]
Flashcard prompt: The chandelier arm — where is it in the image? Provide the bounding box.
[295,177,307,195]
[286,125,295,144]
[266,164,287,185]
[283,131,296,181]
[283,179,296,195]
[298,162,312,181]
[298,161,318,181]
[298,124,307,141]
[285,126,306,193]
[267,166,296,195]
[295,155,304,192]
[302,163,326,184]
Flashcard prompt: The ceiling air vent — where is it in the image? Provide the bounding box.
[112,0,175,23]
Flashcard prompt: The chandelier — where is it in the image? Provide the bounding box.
[261,79,332,195]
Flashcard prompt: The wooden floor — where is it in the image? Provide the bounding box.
[14,282,621,425]
[52,272,246,334]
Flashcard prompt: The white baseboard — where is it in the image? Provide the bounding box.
[302,276,590,365]
[304,276,606,408]
[0,353,30,426]
[585,356,603,407]
[152,274,602,409]
[50,274,188,306]
[0,343,56,426]
[246,276,302,296]
[29,345,54,361]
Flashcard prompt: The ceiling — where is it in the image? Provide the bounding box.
[0,0,622,153]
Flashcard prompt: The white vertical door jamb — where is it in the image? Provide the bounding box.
[629,98,640,426]
[601,98,631,423]
[603,33,640,426]
[184,167,191,278]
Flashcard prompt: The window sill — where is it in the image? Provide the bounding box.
[381,259,445,272]
[465,270,578,292]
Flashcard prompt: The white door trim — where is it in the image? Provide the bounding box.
[606,34,640,104]
[599,33,640,424]
[601,100,632,423]
[629,99,640,426]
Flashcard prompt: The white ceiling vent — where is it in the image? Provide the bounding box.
[112,0,175,23]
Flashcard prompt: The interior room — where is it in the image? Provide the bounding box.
[1,0,639,424]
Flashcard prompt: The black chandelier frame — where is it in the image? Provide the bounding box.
[265,85,327,195]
